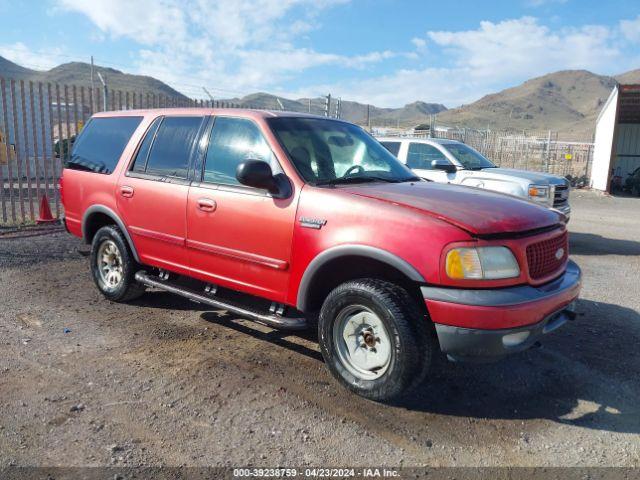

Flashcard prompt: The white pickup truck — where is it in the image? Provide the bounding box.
[377,137,571,219]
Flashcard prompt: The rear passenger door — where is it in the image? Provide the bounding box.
[186,116,296,302]
[117,115,205,275]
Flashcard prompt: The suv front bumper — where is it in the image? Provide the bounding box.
[422,261,581,362]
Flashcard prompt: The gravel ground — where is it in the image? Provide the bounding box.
[0,190,638,468]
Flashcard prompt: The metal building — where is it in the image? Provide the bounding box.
[591,84,640,192]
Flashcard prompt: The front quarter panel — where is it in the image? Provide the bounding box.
[287,185,472,307]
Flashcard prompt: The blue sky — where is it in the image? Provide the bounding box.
[0,0,639,107]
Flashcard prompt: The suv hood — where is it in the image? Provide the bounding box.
[342,181,561,236]
[479,167,568,186]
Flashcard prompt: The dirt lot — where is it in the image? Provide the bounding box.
[0,190,638,468]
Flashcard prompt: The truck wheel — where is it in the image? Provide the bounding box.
[318,279,432,402]
[90,225,145,302]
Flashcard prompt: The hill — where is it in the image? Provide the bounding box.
[221,92,447,126]
[2,55,637,136]
[0,56,185,98]
[615,69,640,85]
[435,69,640,138]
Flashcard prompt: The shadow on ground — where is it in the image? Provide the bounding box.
[199,299,640,435]
[570,232,640,256]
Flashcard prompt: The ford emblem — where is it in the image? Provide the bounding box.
[555,248,565,260]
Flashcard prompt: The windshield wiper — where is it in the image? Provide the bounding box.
[315,175,397,186]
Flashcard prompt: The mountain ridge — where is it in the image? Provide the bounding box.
[1,55,637,137]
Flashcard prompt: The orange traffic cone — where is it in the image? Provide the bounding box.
[37,195,57,224]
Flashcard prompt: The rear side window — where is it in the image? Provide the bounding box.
[67,116,142,174]
[380,141,401,157]
[144,116,204,178]
[407,143,448,170]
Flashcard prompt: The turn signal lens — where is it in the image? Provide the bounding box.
[446,246,520,280]
[446,248,482,279]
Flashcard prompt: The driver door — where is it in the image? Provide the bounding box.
[186,116,297,302]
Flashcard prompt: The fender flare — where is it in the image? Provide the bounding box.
[82,205,140,263]
[296,245,425,312]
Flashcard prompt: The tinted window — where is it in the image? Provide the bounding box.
[131,117,162,173]
[145,116,203,178]
[407,143,449,170]
[380,141,401,156]
[67,116,142,174]
[203,117,277,186]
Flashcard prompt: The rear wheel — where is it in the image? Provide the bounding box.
[318,279,432,402]
[90,225,145,302]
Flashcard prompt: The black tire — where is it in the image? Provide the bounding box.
[90,225,145,302]
[318,279,433,402]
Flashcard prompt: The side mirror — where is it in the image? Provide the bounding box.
[236,160,281,194]
[431,159,457,174]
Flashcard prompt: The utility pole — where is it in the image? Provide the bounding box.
[366,104,371,131]
[324,94,331,117]
[90,56,95,113]
[334,97,341,119]
[97,72,107,111]
[308,98,311,113]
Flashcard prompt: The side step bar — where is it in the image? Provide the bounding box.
[134,271,308,331]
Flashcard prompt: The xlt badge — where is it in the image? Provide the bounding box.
[299,217,327,229]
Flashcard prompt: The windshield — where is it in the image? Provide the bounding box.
[268,117,419,185]
[444,143,495,170]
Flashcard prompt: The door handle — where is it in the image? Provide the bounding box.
[120,185,134,198]
[197,198,217,212]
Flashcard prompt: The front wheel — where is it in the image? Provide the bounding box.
[90,225,145,302]
[318,279,432,402]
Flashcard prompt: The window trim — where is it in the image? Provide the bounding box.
[125,114,206,183]
[197,115,284,196]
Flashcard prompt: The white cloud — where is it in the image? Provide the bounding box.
[620,15,640,43]
[51,2,640,108]
[56,0,393,97]
[57,0,188,45]
[411,37,427,49]
[0,42,63,70]
[426,17,620,82]
[306,16,638,107]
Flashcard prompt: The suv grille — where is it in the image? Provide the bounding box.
[553,184,569,208]
[526,231,568,280]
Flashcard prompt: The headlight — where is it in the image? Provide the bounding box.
[446,246,520,280]
[528,184,553,205]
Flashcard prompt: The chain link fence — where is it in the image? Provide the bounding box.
[375,125,594,185]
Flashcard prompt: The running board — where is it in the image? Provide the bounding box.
[134,271,308,331]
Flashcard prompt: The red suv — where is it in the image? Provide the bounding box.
[62,109,581,401]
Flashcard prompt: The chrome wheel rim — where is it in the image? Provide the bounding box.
[97,240,124,289]
[333,305,392,380]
